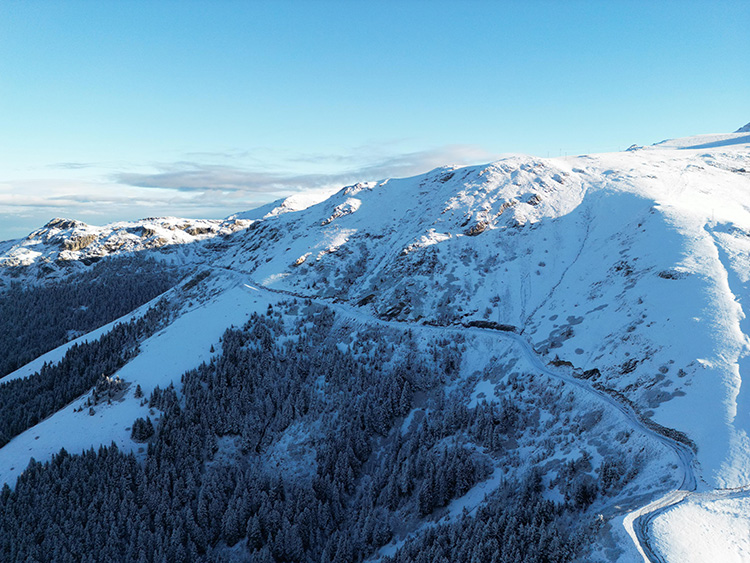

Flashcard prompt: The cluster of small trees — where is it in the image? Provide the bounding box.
[131,417,154,441]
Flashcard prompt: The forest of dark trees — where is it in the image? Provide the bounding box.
[0,255,180,378]
[0,302,618,562]
[0,298,174,447]
[383,472,587,563]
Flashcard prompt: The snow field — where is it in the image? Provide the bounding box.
[650,494,750,562]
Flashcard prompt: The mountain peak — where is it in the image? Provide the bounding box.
[42,217,87,231]
[736,121,750,133]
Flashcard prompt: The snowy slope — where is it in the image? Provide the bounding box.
[213,135,750,493]
[650,493,750,562]
[650,131,750,150]
[0,272,267,487]
[215,130,750,562]
[0,270,676,563]
[226,189,338,222]
[2,124,750,562]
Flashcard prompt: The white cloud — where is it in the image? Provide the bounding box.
[0,144,498,240]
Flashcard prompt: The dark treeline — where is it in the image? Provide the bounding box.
[383,471,586,563]
[0,255,180,378]
[0,304,591,562]
[0,299,173,447]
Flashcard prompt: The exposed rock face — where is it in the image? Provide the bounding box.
[63,234,97,251]
[0,216,251,283]
[42,218,85,230]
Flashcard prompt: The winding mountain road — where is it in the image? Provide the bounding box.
[216,266,721,563]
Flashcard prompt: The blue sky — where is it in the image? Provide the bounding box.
[1,0,748,240]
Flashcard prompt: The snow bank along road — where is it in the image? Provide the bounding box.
[215,266,705,563]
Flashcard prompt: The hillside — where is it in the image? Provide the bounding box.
[219,130,750,486]
[1,127,749,562]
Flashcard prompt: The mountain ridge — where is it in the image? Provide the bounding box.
[2,127,750,562]
[0,215,251,289]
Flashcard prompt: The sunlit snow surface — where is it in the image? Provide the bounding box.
[651,495,750,562]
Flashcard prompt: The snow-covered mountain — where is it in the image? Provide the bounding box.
[221,129,750,484]
[0,215,251,288]
[1,125,750,563]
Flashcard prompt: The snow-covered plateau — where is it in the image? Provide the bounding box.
[1,126,749,562]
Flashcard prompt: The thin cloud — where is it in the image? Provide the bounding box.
[352,145,497,179]
[0,144,500,240]
[114,164,309,193]
[46,162,97,170]
[113,144,498,194]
